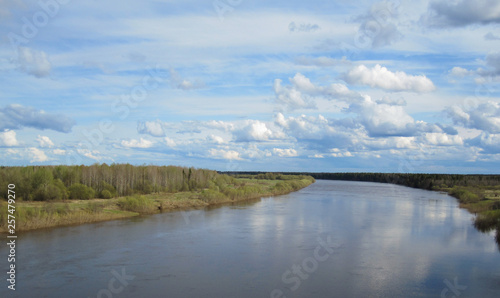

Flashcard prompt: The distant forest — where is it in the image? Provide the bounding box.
[224,172,500,190]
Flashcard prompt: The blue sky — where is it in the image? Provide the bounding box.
[1,0,500,173]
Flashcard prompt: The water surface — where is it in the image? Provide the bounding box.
[1,180,499,297]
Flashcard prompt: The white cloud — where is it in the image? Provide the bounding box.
[0,130,19,147]
[343,64,436,92]
[274,113,358,150]
[137,120,165,137]
[468,132,500,154]
[348,96,439,137]
[207,134,225,144]
[17,47,51,78]
[53,149,67,155]
[28,147,48,163]
[77,149,102,160]
[422,133,463,146]
[449,66,472,78]
[446,101,500,134]
[209,148,242,160]
[273,77,317,110]
[121,138,154,148]
[273,148,298,157]
[233,120,285,142]
[273,73,361,110]
[329,148,353,157]
[36,135,54,148]
[164,137,176,147]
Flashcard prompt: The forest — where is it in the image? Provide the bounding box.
[0,165,315,232]
[0,164,220,202]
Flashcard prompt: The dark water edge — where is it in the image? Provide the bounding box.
[1,180,499,297]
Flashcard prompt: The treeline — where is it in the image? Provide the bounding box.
[224,172,500,191]
[232,172,314,181]
[0,164,219,201]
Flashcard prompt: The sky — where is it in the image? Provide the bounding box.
[0,0,499,173]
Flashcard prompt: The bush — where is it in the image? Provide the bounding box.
[199,189,226,203]
[117,195,157,213]
[69,183,95,200]
[451,187,480,203]
[100,190,113,199]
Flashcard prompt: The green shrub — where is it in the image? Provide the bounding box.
[451,187,480,203]
[100,190,113,199]
[117,195,157,213]
[199,189,226,203]
[69,183,95,200]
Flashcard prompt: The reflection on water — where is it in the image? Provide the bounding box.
[1,180,499,297]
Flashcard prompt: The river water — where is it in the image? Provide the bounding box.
[1,180,499,297]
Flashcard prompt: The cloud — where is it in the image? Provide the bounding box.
[0,130,19,147]
[273,77,317,110]
[28,147,48,163]
[479,52,500,76]
[137,120,165,137]
[354,1,403,48]
[422,0,500,27]
[169,68,204,90]
[348,96,439,137]
[53,149,67,155]
[485,32,500,40]
[273,148,298,157]
[0,104,75,133]
[343,64,436,92]
[164,137,176,147]
[467,132,500,154]
[288,22,320,32]
[36,135,54,148]
[446,101,500,133]
[209,148,242,160]
[121,138,154,148]
[329,148,353,157]
[273,73,361,110]
[207,134,226,144]
[449,66,472,78]
[275,113,357,150]
[233,120,285,142]
[422,133,463,146]
[77,149,102,160]
[17,47,51,78]
[294,56,351,67]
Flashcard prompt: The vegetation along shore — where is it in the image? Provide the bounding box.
[0,164,315,232]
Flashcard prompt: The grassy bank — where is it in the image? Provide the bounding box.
[0,175,314,232]
[436,185,500,244]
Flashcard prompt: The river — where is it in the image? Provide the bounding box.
[1,180,499,297]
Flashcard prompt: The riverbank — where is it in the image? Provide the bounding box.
[0,176,315,233]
